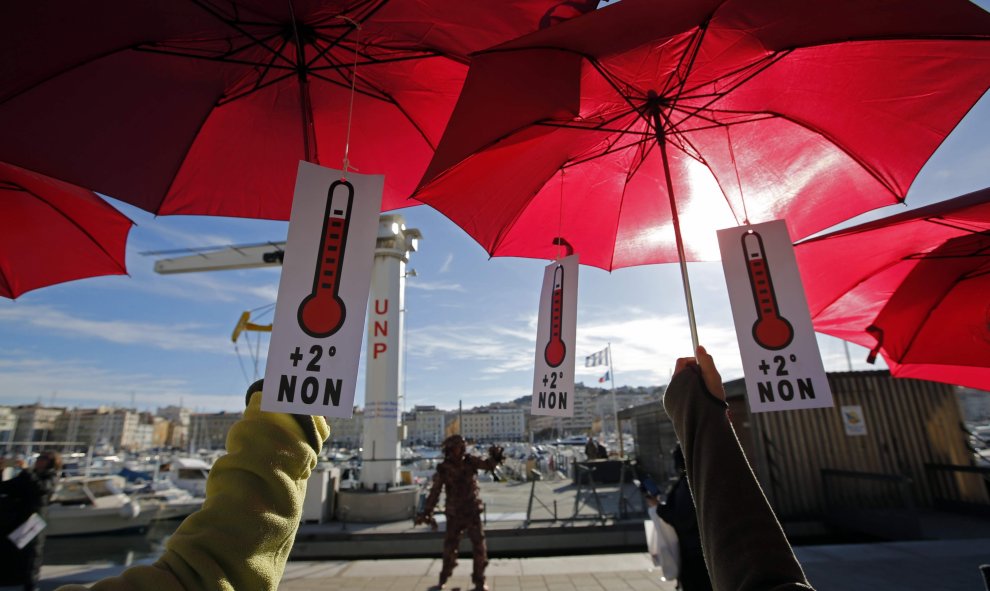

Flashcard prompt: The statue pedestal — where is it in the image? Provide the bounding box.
[337,487,418,523]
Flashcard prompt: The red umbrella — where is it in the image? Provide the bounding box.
[0,0,595,219]
[413,0,990,348]
[796,188,990,391]
[0,162,133,299]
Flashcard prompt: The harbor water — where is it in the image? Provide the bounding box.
[43,520,180,567]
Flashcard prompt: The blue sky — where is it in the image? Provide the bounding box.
[2,44,988,414]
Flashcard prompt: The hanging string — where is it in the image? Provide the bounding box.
[339,15,362,179]
[726,125,749,225]
[233,341,252,386]
[556,168,565,261]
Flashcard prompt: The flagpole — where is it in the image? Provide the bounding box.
[607,343,622,458]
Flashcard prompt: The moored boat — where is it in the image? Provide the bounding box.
[47,475,152,536]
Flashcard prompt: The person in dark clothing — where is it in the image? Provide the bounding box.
[0,450,61,591]
[664,346,814,591]
[584,437,600,460]
[654,445,712,591]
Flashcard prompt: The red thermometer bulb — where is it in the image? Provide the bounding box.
[298,180,353,338]
[743,230,793,351]
[543,265,566,367]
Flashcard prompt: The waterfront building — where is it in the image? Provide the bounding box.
[188,410,242,451]
[158,405,191,449]
[456,407,526,443]
[328,407,363,448]
[405,405,445,445]
[489,408,526,441]
[52,407,143,452]
[0,406,16,448]
[11,404,65,450]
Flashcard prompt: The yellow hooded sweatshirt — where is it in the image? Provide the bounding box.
[57,391,330,591]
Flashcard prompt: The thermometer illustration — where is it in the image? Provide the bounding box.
[297,180,354,338]
[543,264,566,367]
[742,230,793,351]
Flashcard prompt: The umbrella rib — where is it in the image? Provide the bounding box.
[654,107,746,227]
[311,48,448,70]
[155,92,229,215]
[0,268,11,298]
[808,245,926,318]
[295,68,437,152]
[132,45,295,70]
[306,70,390,102]
[251,36,293,94]
[150,24,287,62]
[667,52,788,132]
[924,218,990,235]
[189,0,296,69]
[896,274,972,366]
[587,58,653,127]
[0,45,173,106]
[305,0,392,69]
[675,51,787,110]
[6,184,131,274]
[771,111,903,200]
[535,121,652,137]
[668,113,778,135]
[659,20,710,108]
[217,71,296,106]
[488,178,555,258]
[562,136,653,170]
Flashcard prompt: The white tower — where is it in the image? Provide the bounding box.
[359,214,420,489]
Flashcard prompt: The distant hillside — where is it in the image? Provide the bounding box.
[485,382,664,414]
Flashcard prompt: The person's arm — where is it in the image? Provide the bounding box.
[663,346,814,591]
[471,445,505,474]
[419,466,445,518]
[57,390,330,591]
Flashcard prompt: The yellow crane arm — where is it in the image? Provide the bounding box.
[232,311,273,343]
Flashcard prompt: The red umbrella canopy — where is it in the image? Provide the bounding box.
[0,0,596,220]
[414,0,990,271]
[796,188,990,391]
[0,162,133,299]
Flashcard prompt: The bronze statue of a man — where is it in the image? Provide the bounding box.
[415,434,505,591]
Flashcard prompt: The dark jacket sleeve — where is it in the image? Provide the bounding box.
[663,366,814,591]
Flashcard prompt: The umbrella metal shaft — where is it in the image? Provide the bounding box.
[657,132,700,353]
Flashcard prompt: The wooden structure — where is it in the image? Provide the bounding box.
[620,370,988,536]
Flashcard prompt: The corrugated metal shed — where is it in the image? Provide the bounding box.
[621,370,987,527]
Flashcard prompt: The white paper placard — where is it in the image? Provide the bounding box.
[531,255,578,417]
[262,162,383,417]
[717,220,833,412]
[8,512,45,549]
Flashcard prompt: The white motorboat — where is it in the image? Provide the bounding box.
[47,475,153,536]
[134,483,204,521]
[161,457,211,496]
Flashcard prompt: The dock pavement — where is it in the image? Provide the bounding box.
[37,475,990,590]
[40,539,990,591]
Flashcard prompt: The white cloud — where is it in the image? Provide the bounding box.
[0,356,241,412]
[0,304,231,354]
[408,320,534,378]
[102,256,281,305]
[404,305,745,403]
[574,313,743,385]
[407,280,464,292]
